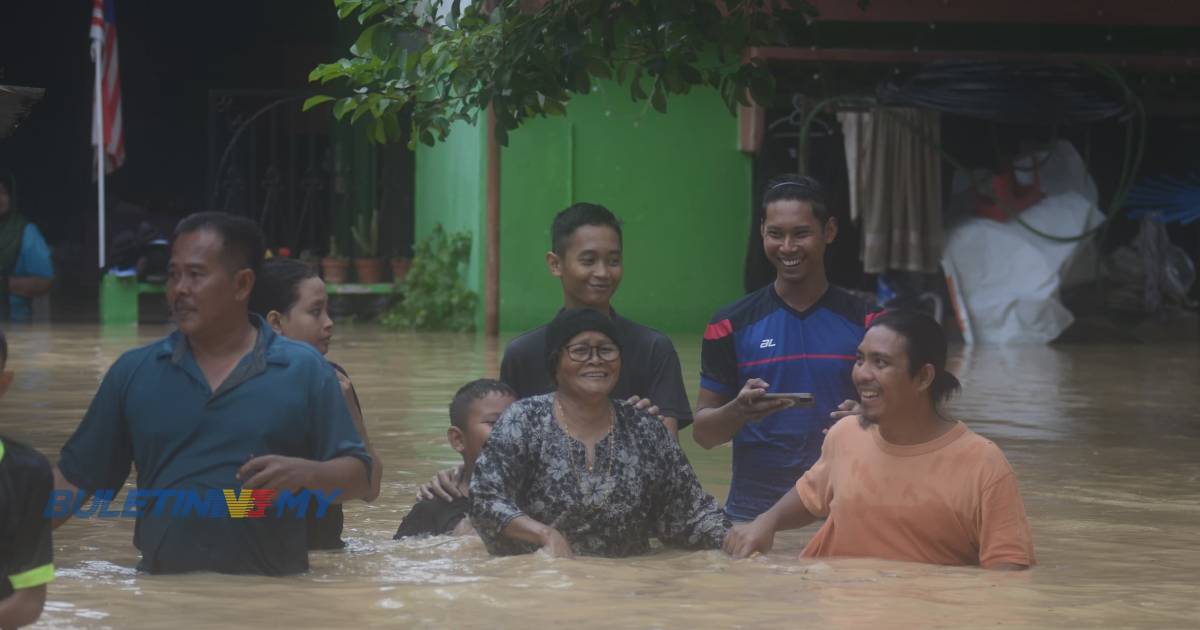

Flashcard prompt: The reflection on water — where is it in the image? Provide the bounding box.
[2,324,1198,628]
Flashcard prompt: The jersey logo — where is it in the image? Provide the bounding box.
[759,338,777,348]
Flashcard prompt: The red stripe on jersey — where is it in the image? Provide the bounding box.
[738,353,856,368]
[704,319,733,340]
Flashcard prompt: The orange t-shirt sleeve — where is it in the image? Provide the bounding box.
[978,471,1036,568]
[794,430,837,518]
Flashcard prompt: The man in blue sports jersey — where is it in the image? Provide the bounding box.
[694,175,875,522]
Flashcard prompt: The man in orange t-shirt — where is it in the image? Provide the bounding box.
[724,310,1035,570]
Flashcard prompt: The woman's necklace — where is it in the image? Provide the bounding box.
[554,396,618,503]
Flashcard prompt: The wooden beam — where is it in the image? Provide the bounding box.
[748,47,1200,72]
[738,101,766,154]
[805,0,1200,27]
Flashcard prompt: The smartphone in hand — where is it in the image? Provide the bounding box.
[760,393,815,407]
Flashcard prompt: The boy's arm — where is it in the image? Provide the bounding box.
[336,370,382,501]
[0,584,47,629]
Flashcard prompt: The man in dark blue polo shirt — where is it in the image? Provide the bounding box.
[694,176,875,522]
[52,212,372,575]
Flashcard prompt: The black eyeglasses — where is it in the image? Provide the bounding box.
[565,343,620,362]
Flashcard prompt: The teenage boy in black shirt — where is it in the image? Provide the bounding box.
[500,203,691,430]
[417,203,692,502]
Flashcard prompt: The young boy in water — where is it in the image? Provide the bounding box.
[0,330,54,628]
[249,257,383,548]
[394,379,516,538]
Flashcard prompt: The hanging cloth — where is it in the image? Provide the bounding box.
[844,107,944,274]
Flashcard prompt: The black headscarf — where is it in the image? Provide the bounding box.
[544,308,623,379]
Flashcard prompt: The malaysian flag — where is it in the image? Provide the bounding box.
[90,0,125,173]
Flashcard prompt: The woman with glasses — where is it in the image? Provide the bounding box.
[470,308,730,557]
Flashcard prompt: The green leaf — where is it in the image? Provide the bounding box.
[333,97,356,121]
[358,1,389,24]
[679,64,703,85]
[651,81,667,113]
[336,0,362,20]
[630,73,647,101]
[351,101,371,123]
[584,58,611,80]
[351,23,382,57]
[571,67,591,93]
[383,113,403,142]
[302,95,335,111]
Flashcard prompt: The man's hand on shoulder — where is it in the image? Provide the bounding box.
[417,465,465,502]
[625,395,679,440]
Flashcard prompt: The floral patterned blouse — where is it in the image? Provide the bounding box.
[469,394,730,557]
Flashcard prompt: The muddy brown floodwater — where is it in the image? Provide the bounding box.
[2,324,1198,628]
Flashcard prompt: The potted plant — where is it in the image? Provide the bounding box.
[381,224,477,332]
[390,244,412,283]
[320,234,350,284]
[351,209,384,283]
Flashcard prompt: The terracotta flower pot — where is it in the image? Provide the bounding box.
[390,257,412,283]
[320,257,350,284]
[354,257,385,284]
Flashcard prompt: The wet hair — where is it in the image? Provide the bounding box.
[762,174,830,224]
[174,212,265,277]
[868,309,961,403]
[550,202,623,256]
[249,258,319,318]
[449,379,516,431]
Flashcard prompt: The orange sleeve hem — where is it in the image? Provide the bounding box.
[794,479,829,518]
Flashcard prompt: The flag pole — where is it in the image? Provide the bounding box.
[93,36,106,270]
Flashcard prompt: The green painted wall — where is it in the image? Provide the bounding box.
[412,84,753,335]
[414,119,489,332]
[499,82,752,335]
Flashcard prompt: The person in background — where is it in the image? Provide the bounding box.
[724,310,1036,570]
[0,329,55,628]
[0,172,53,322]
[394,379,516,539]
[249,257,383,549]
[693,175,875,522]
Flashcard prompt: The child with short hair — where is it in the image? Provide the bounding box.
[249,257,383,549]
[0,329,55,628]
[394,379,515,538]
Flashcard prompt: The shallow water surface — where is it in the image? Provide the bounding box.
[2,324,1198,628]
